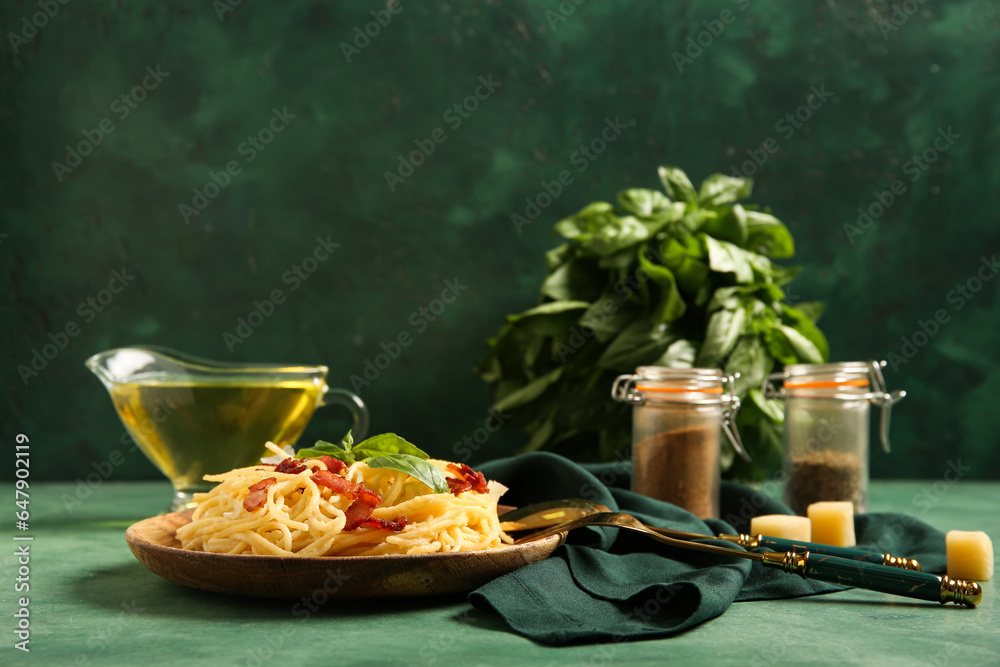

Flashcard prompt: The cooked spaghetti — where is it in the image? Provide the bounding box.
[176,443,509,557]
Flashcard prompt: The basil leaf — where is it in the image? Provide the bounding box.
[352,433,430,460]
[653,339,698,368]
[749,387,784,423]
[657,166,697,203]
[296,439,355,464]
[725,336,773,395]
[507,300,590,321]
[660,237,709,294]
[781,305,830,361]
[696,307,747,366]
[617,188,671,217]
[704,236,755,284]
[765,326,798,365]
[493,368,565,412]
[366,455,449,494]
[598,318,676,371]
[792,301,825,322]
[555,203,651,256]
[541,260,604,302]
[698,174,753,206]
[638,245,686,323]
[545,243,574,271]
[578,290,636,342]
[777,324,824,364]
[745,210,794,258]
[703,202,749,246]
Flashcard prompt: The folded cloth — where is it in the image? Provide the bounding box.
[470,452,947,645]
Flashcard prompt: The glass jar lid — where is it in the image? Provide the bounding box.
[763,360,906,453]
[612,366,749,462]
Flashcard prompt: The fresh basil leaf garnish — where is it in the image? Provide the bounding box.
[296,432,443,492]
[295,439,354,464]
[352,433,430,460]
[366,454,449,494]
[296,430,358,463]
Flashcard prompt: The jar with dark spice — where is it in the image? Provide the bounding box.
[612,367,748,519]
[763,361,906,515]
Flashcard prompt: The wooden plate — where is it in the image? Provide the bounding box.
[126,510,563,599]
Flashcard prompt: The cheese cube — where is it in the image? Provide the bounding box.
[946,530,994,582]
[807,501,856,547]
[750,514,811,542]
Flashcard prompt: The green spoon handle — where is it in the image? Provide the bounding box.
[760,551,982,607]
[756,535,920,570]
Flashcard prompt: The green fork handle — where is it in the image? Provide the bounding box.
[761,551,981,607]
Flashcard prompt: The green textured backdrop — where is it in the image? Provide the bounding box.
[1,0,998,482]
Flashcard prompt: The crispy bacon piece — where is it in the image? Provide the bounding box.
[311,470,353,495]
[446,463,489,496]
[318,456,347,474]
[343,497,376,530]
[352,516,407,532]
[304,464,407,531]
[354,486,381,507]
[447,477,472,495]
[275,457,308,475]
[243,477,277,512]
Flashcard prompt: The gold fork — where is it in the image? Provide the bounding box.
[501,499,920,571]
[511,511,980,607]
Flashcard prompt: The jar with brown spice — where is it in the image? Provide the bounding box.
[612,367,748,519]
[763,360,906,515]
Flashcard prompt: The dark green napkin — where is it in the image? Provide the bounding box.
[471,452,947,645]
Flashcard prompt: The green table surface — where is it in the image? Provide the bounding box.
[2,480,998,667]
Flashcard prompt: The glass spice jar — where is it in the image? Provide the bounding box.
[763,360,906,515]
[612,367,748,519]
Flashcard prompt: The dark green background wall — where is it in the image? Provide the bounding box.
[2,0,998,482]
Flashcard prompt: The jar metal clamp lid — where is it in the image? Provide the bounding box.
[761,360,907,452]
[612,367,750,462]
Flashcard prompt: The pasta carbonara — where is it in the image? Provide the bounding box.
[176,443,509,557]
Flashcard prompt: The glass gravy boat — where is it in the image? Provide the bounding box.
[86,346,368,512]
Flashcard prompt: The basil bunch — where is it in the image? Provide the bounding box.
[297,432,449,493]
[477,166,829,480]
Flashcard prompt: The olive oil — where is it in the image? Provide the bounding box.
[109,377,323,491]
